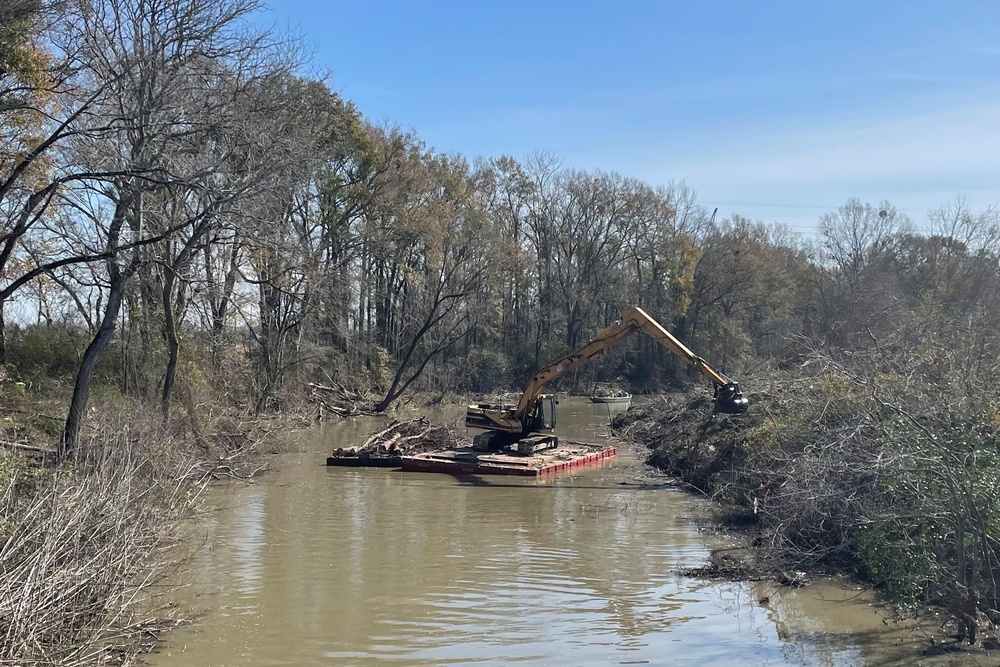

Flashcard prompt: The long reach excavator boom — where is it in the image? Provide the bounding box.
[465,306,748,449]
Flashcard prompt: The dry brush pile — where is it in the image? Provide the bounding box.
[615,352,1000,644]
[331,417,461,459]
[305,382,380,419]
[0,405,282,666]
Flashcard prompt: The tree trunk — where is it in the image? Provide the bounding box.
[0,302,6,366]
[255,279,277,414]
[60,267,126,460]
[161,269,180,421]
[61,194,134,460]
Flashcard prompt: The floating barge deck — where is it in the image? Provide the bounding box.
[400,442,617,477]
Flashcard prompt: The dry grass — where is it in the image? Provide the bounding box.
[0,403,284,666]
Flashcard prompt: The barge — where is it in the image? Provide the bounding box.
[400,442,617,477]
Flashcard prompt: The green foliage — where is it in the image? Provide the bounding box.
[861,417,1000,606]
[464,348,511,393]
[7,325,82,384]
[857,523,934,603]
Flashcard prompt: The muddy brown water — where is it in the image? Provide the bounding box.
[147,398,995,666]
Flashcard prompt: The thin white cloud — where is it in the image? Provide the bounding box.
[627,103,1000,232]
[876,72,966,84]
[678,103,1000,189]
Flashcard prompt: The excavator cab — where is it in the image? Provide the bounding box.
[536,394,557,430]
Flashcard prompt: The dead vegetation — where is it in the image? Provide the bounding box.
[613,394,748,495]
[305,382,379,419]
[331,417,461,459]
[0,402,286,666]
[615,355,1000,647]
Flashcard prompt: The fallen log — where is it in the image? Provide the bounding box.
[328,418,461,467]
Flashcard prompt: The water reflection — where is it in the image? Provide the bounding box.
[229,485,266,599]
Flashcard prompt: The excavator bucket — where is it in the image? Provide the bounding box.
[714,382,749,414]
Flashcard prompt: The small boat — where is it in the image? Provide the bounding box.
[589,390,632,405]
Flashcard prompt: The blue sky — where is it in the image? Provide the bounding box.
[259,1,1000,235]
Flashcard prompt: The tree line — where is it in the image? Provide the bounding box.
[5,0,1000,465]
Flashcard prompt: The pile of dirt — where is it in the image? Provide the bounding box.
[330,417,461,460]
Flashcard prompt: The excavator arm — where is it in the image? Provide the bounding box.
[465,306,748,442]
[617,306,748,412]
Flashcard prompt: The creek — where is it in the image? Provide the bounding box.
[146,397,986,666]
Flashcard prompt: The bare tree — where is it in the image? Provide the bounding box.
[819,198,911,286]
[57,0,298,457]
[0,0,120,362]
[373,154,492,411]
[814,198,912,345]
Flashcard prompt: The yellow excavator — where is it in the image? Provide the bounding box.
[465,306,748,452]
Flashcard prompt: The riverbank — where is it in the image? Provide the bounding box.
[0,395,294,666]
[613,383,1000,649]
